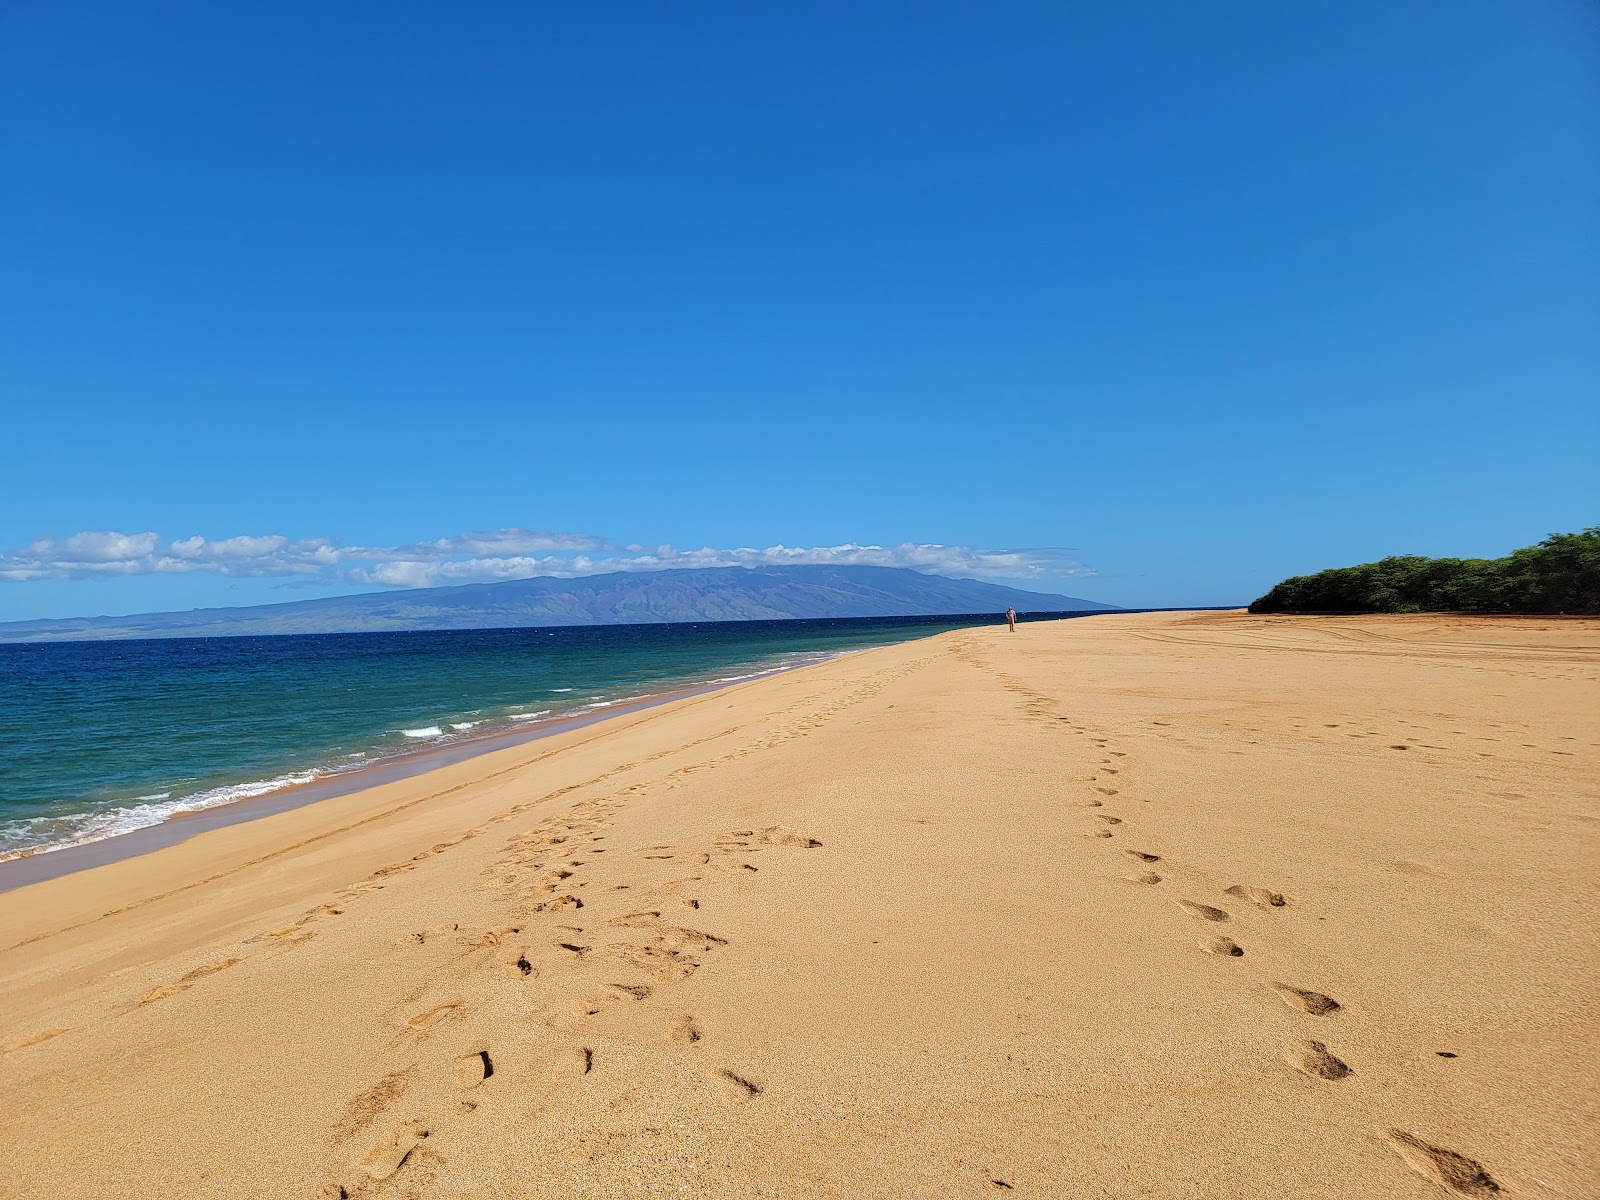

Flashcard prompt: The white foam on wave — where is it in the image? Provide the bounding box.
[508,710,552,721]
[549,687,575,693]
[0,769,323,860]
[190,771,321,805]
[570,699,624,714]
[400,726,444,738]
[699,651,839,687]
[448,721,482,731]
[709,666,791,683]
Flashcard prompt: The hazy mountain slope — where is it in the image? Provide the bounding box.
[0,566,1113,643]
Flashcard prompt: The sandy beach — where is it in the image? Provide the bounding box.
[1,610,1595,1199]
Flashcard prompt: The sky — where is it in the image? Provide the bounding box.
[2,0,1596,621]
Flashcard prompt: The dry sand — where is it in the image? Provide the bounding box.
[0,610,1595,1198]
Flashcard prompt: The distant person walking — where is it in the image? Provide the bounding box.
[1005,605,1017,633]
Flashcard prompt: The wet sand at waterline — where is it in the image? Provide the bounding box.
[1,611,1594,1198]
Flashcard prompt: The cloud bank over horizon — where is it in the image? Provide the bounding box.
[0,528,1093,592]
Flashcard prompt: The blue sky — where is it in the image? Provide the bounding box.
[2,1,1595,620]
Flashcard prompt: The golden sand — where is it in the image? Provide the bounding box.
[0,611,1595,1198]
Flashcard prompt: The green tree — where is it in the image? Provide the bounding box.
[1247,529,1598,615]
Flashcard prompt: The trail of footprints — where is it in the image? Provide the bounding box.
[311,712,852,1197]
[308,811,827,1197]
[1057,716,1501,1196]
[954,647,1501,1196]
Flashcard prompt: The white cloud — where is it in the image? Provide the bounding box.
[1,530,330,581]
[295,539,341,566]
[0,527,1093,590]
[207,534,290,558]
[614,542,1086,580]
[59,531,161,562]
[357,561,437,589]
[389,529,610,558]
[347,554,608,589]
[167,535,207,559]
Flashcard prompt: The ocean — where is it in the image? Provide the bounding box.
[0,613,1082,859]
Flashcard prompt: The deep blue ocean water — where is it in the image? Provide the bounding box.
[0,613,1087,857]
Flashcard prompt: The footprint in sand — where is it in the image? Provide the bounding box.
[456,1049,494,1089]
[1125,850,1161,863]
[1383,1130,1500,1197]
[714,1068,764,1101]
[1201,936,1244,957]
[1285,1039,1352,1080]
[1225,884,1289,910]
[1267,983,1340,1015]
[406,1002,464,1031]
[2,1027,72,1053]
[1096,815,1122,824]
[668,1014,702,1045]
[1085,828,1114,839]
[532,894,583,913]
[360,1119,431,1180]
[547,1045,593,1080]
[247,925,317,946]
[605,982,653,1001]
[753,825,823,848]
[1177,900,1230,922]
[500,948,536,978]
[335,1069,414,1143]
[140,956,243,1004]
[609,910,663,928]
[1127,872,1162,885]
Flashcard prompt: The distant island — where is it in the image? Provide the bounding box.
[1249,528,1598,615]
[0,565,1116,643]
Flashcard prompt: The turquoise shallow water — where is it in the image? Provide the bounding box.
[0,613,1084,857]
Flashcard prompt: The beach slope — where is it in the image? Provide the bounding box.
[0,611,1595,1198]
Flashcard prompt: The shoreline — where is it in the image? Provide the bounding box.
[0,650,862,895]
[1,611,1152,889]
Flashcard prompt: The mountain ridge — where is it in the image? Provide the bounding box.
[0,565,1114,643]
